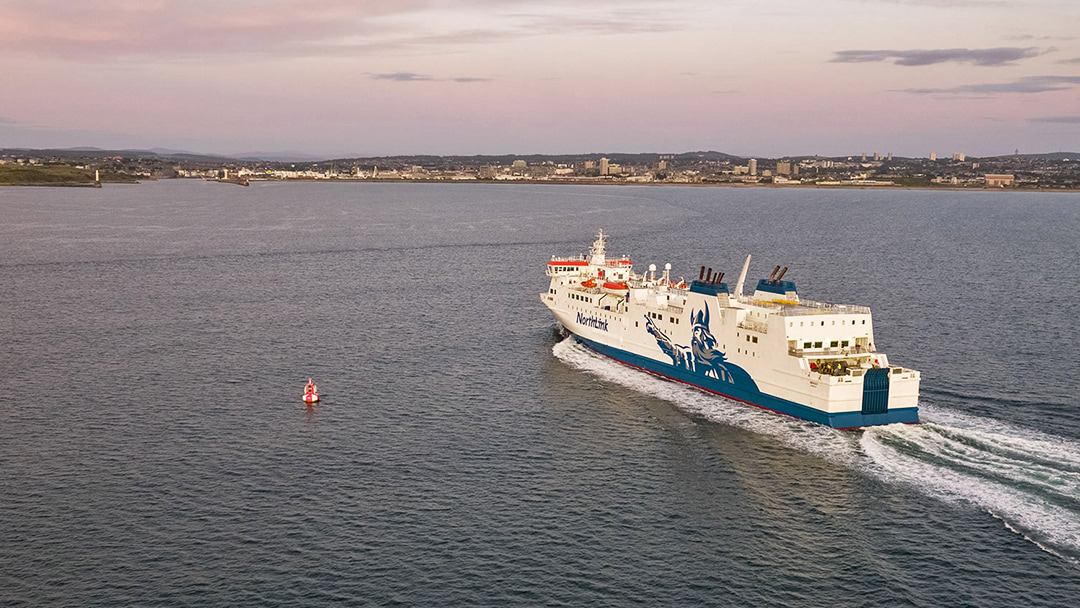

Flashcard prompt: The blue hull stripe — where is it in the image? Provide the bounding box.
[570,332,918,429]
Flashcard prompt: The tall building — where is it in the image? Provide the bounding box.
[748,158,757,176]
[952,152,966,162]
[873,152,880,161]
[861,152,866,162]
[887,152,893,161]
[929,153,937,161]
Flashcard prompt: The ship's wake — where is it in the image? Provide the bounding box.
[553,337,1080,563]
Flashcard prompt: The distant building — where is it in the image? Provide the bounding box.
[873,152,880,161]
[600,157,610,176]
[984,174,1014,187]
[953,152,966,162]
[657,160,668,171]
[861,153,866,162]
[929,153,937,161]
[479,165,497,179]
[887,152,893,161]
[776,161,791,175]
[511,159,527,169]
[748,158,757,176]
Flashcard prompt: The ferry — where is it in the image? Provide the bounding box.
[541,230,919,429]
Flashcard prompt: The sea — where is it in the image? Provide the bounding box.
[1,179,1079,606]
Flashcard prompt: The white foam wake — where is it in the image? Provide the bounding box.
[552,338,857,464]
[552,337,1080,562]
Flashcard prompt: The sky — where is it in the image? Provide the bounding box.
[1,0,1078,158]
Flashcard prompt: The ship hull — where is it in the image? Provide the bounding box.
[569,330,918,430]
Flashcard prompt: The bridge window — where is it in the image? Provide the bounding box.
[830,341,838,347]
[841,340,849,347]
[804,342,812,349]
[814,341,822,348]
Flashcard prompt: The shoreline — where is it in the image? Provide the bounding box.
[236,177,1080,193]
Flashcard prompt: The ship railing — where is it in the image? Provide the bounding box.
[550,255,587,262]
[737,320,768,334]
[628,279,688,297]
[789,345,875,357]
[781,299,871,316]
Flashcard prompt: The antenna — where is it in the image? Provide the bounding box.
[734,254,751,296]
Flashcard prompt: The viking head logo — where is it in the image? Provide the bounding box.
[689,306,728,377]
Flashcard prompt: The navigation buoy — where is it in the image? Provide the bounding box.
[303,378,320,404]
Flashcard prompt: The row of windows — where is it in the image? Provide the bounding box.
[645,312,679,324]
[803,340,850,349]
[791,319,866,327]
[571,293,593,304]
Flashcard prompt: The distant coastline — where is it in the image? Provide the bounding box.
[234,176,1080,193]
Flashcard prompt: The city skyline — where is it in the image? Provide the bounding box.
[1,0,1078,157]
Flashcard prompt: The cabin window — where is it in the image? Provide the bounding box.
[830,341,839,347]
[832,321,836,326]
[841,340,849,347]
[814,341,822,348]
[790,322,793,327]
[862,320,866,324]
[804,342,812,349]
[752,336,758,343]
[821,321,825,326]
[746,335,750,342]
[800,322,804,327]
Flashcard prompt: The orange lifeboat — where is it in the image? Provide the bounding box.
[581,278,597,288]
[603,280,628,292]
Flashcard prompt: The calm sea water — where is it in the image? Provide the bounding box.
[2,180,1079,606]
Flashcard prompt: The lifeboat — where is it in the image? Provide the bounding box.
[581,278,597,288]
[603,280,628,293]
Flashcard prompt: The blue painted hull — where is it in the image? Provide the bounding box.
[571,332,918,429]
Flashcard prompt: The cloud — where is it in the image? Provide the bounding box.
[831,47,1042,66]
[0,0,689,61]
[367,72,491,83]
[1057,57,1080,64]
[898,75,1080,95]
[369,72,433,82]
[1029,115,1080,124]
